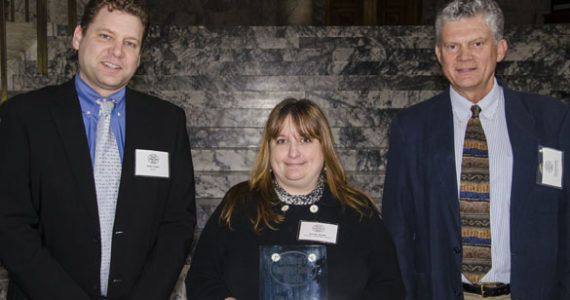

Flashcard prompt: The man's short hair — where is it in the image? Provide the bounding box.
[435,0,504,45]
[80,0,149,43]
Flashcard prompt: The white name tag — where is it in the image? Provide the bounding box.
[298,221,338,244]
[538,146,563,189]
[135,149,169,178]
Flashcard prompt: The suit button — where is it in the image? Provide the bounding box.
[112,277,123,284]
[454,289,462,296]
[453,246,461,254]
[115,230,124,236]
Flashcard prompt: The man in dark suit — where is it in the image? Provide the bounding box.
[0,0,196,299]
[382,0,569,299]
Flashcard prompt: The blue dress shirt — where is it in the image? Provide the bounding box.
[75,74,126,164]
[450,78,513,284]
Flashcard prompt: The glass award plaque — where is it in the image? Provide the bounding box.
[259,244,327,300]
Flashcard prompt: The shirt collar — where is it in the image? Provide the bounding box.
[75,72,126,113]
[450,78,502,122]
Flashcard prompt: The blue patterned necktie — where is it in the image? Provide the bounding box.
[460,105,491,284]
[93,99,121,296]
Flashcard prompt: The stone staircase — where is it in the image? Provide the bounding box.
[1,23,569,300]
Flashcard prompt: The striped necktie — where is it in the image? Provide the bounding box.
[94,99,122,296]
[460,104,491,284]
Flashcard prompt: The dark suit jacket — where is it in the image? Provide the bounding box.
[0,79,196,300]
[382,84,570,300]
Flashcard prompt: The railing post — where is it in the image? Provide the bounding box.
[325,0,331,25]
[26,0,30,22]
[1,0,8,102]
[68,0,76,36]
[363,0,377,25]
[37,0,48,74]
[9,0,14,22]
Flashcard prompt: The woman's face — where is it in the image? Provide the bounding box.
[269,116,325,195]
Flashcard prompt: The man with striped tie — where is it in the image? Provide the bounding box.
[382,0,570,299]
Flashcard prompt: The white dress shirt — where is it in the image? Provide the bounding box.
[450,78,513,284]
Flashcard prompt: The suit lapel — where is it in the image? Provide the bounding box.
[429,92,462,233]
[504,87,538,231]
[49,80,100,228]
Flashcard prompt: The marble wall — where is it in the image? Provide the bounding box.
[2,24,570,299]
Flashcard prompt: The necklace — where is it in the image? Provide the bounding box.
[273,177,324,206]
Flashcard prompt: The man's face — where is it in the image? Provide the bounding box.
[435,15,507,102]
[72,7,143,97]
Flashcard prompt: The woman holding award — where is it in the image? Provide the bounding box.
[186,98,405,300]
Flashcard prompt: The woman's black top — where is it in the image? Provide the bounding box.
[186,182,405,300]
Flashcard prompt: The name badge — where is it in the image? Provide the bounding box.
[135,149,169,178]
[537,146,563,189]
[298,221,338,244]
